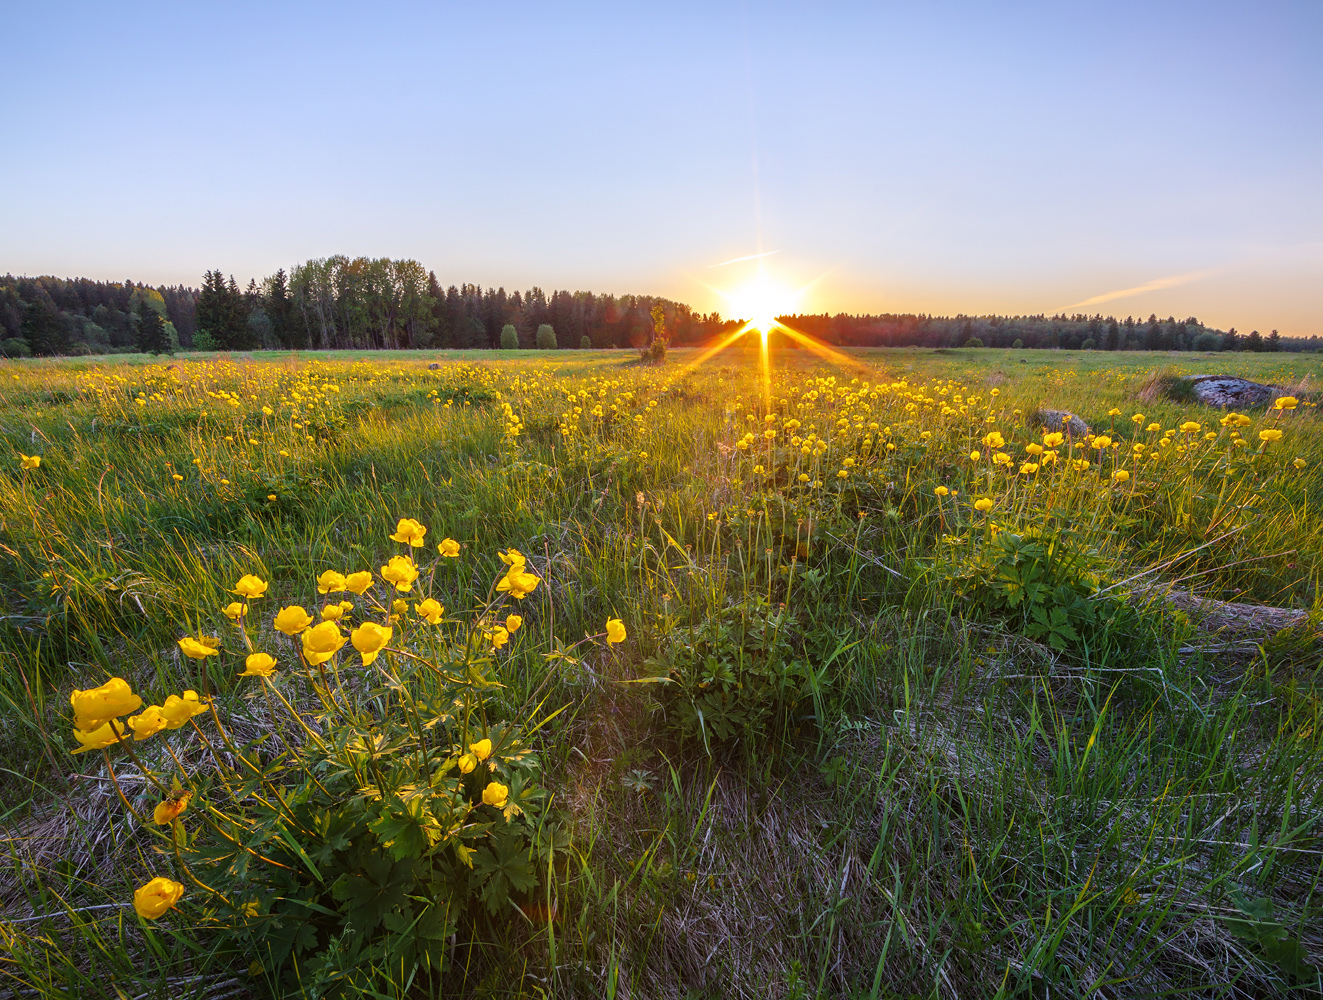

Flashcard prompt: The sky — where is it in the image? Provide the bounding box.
[2,1,1320,335]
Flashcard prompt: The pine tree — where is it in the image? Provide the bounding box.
[135,304,171,355]
[1266,329,1281,352]
[1245,329,1263,352]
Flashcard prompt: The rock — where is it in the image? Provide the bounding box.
[427,362,441,370]
[1187,375,1282,409]
[1032,408,1090,437]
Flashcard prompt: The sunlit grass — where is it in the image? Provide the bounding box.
[1,346,1321,998]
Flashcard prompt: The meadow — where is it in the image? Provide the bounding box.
[1,344,1321,999]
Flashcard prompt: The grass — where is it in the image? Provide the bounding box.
[1,344,1322,999]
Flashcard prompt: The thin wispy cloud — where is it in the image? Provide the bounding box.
[710,250,780,267]
[1068,269,1218,309]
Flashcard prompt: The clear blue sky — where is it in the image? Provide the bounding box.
[2,1,1319,334]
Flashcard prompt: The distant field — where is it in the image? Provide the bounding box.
[2,346,1321,998]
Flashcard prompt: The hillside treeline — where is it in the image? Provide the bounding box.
[2,261,1317,356]
[783,312,1319,352]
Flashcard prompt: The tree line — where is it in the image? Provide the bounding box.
[2,263,1317,357]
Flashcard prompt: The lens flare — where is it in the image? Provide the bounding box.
[721,270,798,336]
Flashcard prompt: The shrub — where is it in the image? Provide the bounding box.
[579,335,592,350]
[1012,339,1023,348]
[192,330,219,351]
[963,337,984,348]
[500,324,519,350]
[1195,331,1222,351]
[535,324,557,350]
[1081,338,1097,350]
[67,341,93,356]
[1,338,31,358]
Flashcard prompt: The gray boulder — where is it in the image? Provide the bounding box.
[1032,408,1090,437]
[1187,375,1283,409]
[427,362,441,370]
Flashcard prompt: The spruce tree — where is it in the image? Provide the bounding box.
[136,304,171,355]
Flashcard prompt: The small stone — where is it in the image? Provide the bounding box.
[427,362,441,370]
[1032,408,1090,437]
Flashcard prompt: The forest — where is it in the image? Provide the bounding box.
[1,257,1317,357]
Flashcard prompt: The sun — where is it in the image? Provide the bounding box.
[721,270,799,337]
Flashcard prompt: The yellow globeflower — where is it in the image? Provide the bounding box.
[160,691,208,728]
[389,518,428,547]
[496,561,540,600]
[498,548,527,568]
[301,622,347,666]
[380,555,419,592]
[1294,458,1308,469]
[351,622,393,665]
[223,602,247,621]
[133,878,184,920]
[273,605,313,635]
[1025,443,1044,456]
[153,791,192,826]
[71,719,126,754]
[239,652,277,678]
[128,705,169,741]
[70,678,142,731]
[606,618,627,644]
[993,452,1012,466]
[1131,413,1145,424]
[316,570,347,594]
[1042,432,1065,448]
[437,537,461,557]
[344,571,373,595]
[1113,470,1131,482]
[177,636,220,660]
[416,598,444,624]
[969,451,981,462]
[1019,462,1039,474]
[505,614,522,633]
[19,453,41,470]
[934,486,949,496]
[1108,408,1121,417]
[489,626,510,649]
[1092,435,1112,449]
[1259,429,1283,442]
[1179,421,1201,434]
[1146,423,1161,432]
[470,738,493,761]
[458,752,478,774]
[482,782,509,809]
[982,430,1005,449]
[232,575,268,599]
[974,498,994,513]
[1274,396,1298,410]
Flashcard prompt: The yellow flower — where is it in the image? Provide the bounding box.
[153,791,192,825]
[177,636,220,659]
[273,605,313,635]
[172,473,183,481]
[490,626,510,649]
[1108,407,1121,417]
[1179,421,1201,434]
[437,537,461,557]
[1092,435,1112,449]
[232,575,268,599]
[416,598,444,624]
[239,652,277,678]
[344,571,373,595]
[798,472,810,482]
[458,753,477,774]
[316,570,347,594]
[321,603,347,622]
[1294,458,1308,469]
[19,453,41,470]
[71,719,126,754]
[1025,443,1043,456]
[482,782,509,809]
[1042,432,1064,448]
[351,622,392,665]
[969,450,981,461]
[223,602,247,621]
[498,548,527,568]
[160,691,208,728]
[934,486,949,496]
[389,518,427,547]
[1131,413,1145,424]
[992,452,1012,466]
[1113,469,1131,482]
[1146,423,1161,432]
[505,614,522,633]
[70,677,142,731]
[1274,396,1298,410]
[496,561,540,600]
[1259,429,1283,443]
[301,622,347,666]
[982,430,1005,449]
[606,618,627,644]
[974,498,994,513]
[1019,462,1039,474]
[128,705,169,741]
[1072,458,1091,471]
[133,878,184,920]
[470,738,493,761]
[380,555,419,592]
